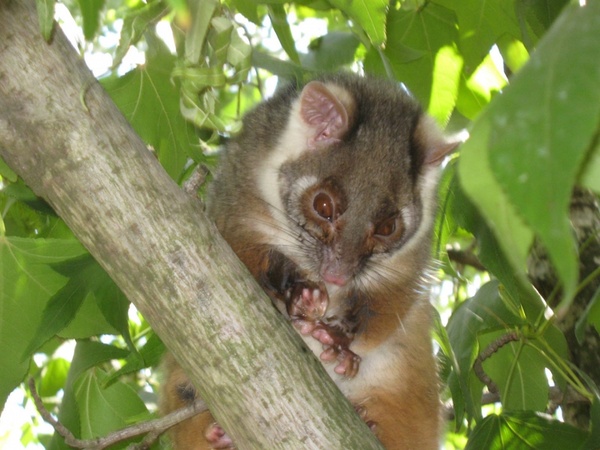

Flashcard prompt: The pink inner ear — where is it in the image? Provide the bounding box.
[300,81,349,144]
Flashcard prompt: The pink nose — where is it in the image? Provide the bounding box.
[322,271,349,286]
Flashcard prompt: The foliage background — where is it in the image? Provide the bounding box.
[1,0,599,448]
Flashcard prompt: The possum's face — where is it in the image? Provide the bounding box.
[253,77,455,292]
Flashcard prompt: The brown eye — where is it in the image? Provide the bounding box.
[313,192,334,221]
[375,216,397,237]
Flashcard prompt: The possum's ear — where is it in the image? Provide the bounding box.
[415,115,462,165]
[299,81,356,147]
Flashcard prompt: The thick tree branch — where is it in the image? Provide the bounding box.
[0,1,382,448]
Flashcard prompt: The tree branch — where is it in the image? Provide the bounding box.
[0,1,382,448]
[28,378,207,450]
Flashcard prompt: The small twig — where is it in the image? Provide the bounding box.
[472,331,520,394]
[182,163,210,197]
[28,378,207,450]
[443,384,586,421]
[446,248,486,272]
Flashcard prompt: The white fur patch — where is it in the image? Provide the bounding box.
[256,97,309,221]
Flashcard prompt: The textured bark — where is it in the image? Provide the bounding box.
[528,189,600,428]
[0,1,383,448]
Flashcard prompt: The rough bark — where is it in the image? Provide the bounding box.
[0,1,383,448]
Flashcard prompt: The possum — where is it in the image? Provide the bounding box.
[162,72,456,449]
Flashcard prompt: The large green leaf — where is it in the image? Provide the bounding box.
[366,3,459,109]
[329,0,388,46]
[480,331,547,412]
[74,368,149,440]
[436,0,520,73]
[101,39,197,179]
[465,412,589,450]
[487,1,600,308]
[457,118,537,313]
[23,254,125,357]
[452,164,542,319]
[0,238,87,412]
[47,341,131,450]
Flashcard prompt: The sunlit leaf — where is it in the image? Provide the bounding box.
[367,3,458,107]
[437,0,520,73]
[329,0,388,46]
[102,39,198,178]
[428,45,462,126]
[113,1,170,68]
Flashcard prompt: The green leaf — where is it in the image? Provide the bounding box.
[302,32,360,71]
[0,237,87,411]
[74,368,148,440]
[185,0,219,63]
[77,0,105,41]
[105,332,165,384]
[366,3,459,108]
[522,0,570,41]
[457,117,540,314]
[580,135,600,194]
[113,1,170,68]
[465,412,589,450]
[22,255,105,358]
[438,0,521,74]
[95,279,134,351]
[47,341,130,450]
[427,45,462,126]
[488,2,600,309]
[102,39,197,179]
[268,4,300,64]
[446,281,526,421]
[453,158,542,319]
[575,284,600,341]
[329,0,388,46]
[39,357,70,398]
[251,50,308,81]
[480,331,548,412]
[35,0,55,42]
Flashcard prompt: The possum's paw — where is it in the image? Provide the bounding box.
[287,283,328,321]
[312,323,361,378]
[354,405,377,432]
[205,423,234,449]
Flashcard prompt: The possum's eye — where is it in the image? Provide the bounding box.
[375,216,397,237]
[313,192,334,222]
